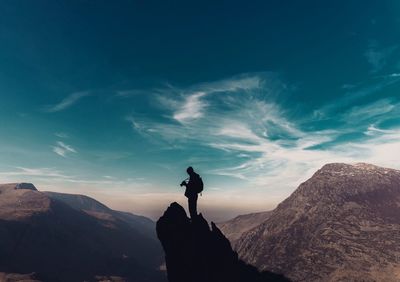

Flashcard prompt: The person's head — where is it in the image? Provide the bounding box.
[186,166,194,175]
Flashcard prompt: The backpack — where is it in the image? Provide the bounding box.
[193,174,204,194]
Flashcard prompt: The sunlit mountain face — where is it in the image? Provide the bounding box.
[0,1,399,220]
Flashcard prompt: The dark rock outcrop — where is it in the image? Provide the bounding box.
[15,183,37,191]
[156,202,289,282]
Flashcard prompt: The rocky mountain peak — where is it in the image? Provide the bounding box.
[316,162,397,177]
[235,163,400,281]
[0,183,38,193]
[15,183,37,191]
[278,162,400,211]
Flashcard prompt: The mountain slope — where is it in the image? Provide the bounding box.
[44,191,156,236]
[0,183,50,220]
[235,163,400,282]
[217,211,271,246]
[0,183,165,282]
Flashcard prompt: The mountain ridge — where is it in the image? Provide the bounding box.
[0,183,165,282]
[232,162,400,281]
[44,191,156,235]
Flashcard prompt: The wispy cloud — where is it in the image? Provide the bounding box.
[312,74,400,120]
[115,89,146,98]
[52,141,77,157]
[125,73,400,196]
[103,175,115,179]
[193,75,261,93]
[365,125,398,136]
[208,124,400,190]
[173,91,207,123]
[216,122,262,142]
[364,42,398,73]
[44,91,90,113]
[342,98,398,123]
[0,167,71,179]
[155,75,263,124]
[55,132,69,138]
[0,166,151,190]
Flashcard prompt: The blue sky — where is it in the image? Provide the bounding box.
[1,1,400,220]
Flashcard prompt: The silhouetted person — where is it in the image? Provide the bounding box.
[180,167,203,219]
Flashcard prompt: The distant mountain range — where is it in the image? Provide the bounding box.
[2,162,400,281]
[220,163,400,281]
[0,183,166,282]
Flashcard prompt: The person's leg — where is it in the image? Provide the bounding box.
[193,193,198,215]
[188,194,198,218]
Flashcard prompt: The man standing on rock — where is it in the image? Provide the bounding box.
[180,166,203,219]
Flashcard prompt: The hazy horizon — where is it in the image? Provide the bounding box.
[1,1,400,221]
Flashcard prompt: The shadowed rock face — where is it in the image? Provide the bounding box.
[15,183,38,191]
[156,202,289,282]
[235,163,400,282]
